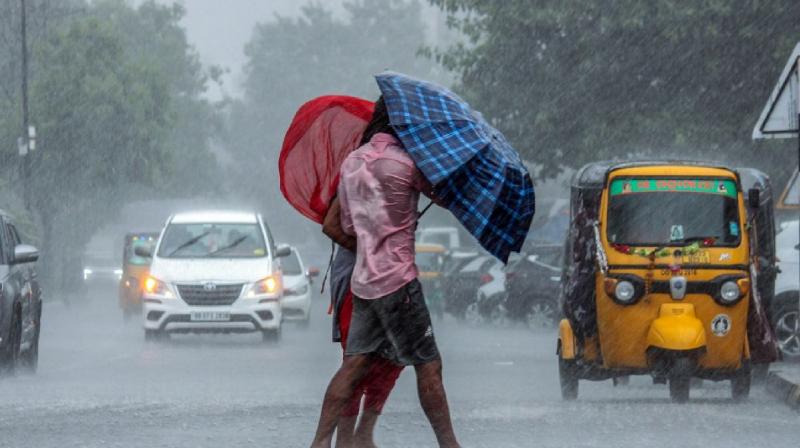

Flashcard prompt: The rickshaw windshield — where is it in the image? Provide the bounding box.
[126,240,154,266]
[606,178,741,247]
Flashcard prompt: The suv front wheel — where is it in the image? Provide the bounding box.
[262,327,281,343]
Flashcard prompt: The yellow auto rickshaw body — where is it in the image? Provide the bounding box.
[416,243,447,320]
[416,243,447,280]
[557,162,773,402]
[118,232,159,318]
[594,165,750,371]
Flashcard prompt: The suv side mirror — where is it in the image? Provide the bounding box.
[14,244,39,264]
[275,245,291,258]
[748,188,761,209]
[306,267,320,278]
[134,245,153,258]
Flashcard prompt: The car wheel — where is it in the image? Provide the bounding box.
[0,311,22,376]
[464,302,483,326]
[20,314,40,374]
[489,305,509,327]
[773,298,800,361]
[144,329,168,343]
[526,301,559,330]
[262,327,281,343]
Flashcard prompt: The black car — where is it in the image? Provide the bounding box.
[0,211,42,374]
[504,244,563,328]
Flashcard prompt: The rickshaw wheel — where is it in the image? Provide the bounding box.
[731,362,751,403]
[668,358,693,403]
[559,358,579,400]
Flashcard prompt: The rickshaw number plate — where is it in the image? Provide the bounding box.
[679,252,710,265]
[190,311,230,322]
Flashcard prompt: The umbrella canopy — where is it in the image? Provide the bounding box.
[279,95,374,224]
[375,72,535,262]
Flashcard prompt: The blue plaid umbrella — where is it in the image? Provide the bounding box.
[375,72,535,263]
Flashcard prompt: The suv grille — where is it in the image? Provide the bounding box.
[177,283,243,306]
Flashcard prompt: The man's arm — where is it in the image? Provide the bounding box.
[322,197,356,252]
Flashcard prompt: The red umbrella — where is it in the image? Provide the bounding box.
[279,95,374,224]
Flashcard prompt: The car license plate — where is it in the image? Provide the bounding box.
[190,311,230,322]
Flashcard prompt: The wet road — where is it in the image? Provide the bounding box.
[0,284,797,448]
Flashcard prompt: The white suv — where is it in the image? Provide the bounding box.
[140,211,288,342]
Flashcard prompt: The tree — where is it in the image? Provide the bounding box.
[0,0,222,290]
[430,0,800,178]
[226,0,443,240]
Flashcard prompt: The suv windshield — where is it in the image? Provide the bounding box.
[282,251,303,276]
[158,223,267,258]
[607,178,741,247]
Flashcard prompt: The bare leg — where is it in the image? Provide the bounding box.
[335,415,357,448]
[353,410,380,448]
[311,355,372,448]
[415,360,459,448]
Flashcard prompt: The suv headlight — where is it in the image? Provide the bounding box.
[719,281,740,303]
[144,276,174,299]
[285,284,309,296]
[245,274,282,299]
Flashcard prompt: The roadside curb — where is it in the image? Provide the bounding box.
[766,371,800,411]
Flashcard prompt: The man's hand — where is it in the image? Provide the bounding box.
[323,198,356,252]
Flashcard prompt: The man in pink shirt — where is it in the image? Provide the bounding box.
[311,98,460,448]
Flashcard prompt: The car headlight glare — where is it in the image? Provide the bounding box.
[615,281,636,303]
[719,281,740,303]
[144,276,174,298]
[246,274,282,298]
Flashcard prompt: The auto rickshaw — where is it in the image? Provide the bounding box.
[118,232,159,321]
[416,243,447,321]
[558,161,779,403]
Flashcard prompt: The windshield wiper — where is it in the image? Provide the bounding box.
[207,236,248,256]
[168,231,211,257]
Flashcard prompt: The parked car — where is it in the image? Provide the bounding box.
[140,211,289,343]
[279,246,318,328]
[773,220,799,361]
[467,258,508,325]
[504,244,563,329]
[0,211,42,374]
[442,254,493,320]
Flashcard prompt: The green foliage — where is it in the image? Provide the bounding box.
[430,0,800,177]
[227,0,442,236]
[0,0,221,289]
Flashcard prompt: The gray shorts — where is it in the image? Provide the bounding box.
[345,279,440,366]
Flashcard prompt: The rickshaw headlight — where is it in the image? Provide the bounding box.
[719,281,740,303]
[615,281,636,303]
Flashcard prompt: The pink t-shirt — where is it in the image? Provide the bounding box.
[338,133,430,300]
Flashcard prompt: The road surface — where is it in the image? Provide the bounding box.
[0,284,797,448]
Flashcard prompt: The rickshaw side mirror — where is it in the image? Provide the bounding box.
[134,245,152,258]
[747,188,760,209]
